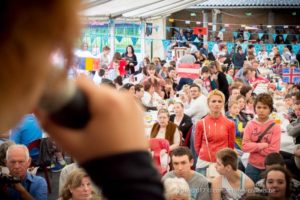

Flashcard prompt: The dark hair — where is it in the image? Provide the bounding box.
[264,166,291,199]
[207,52,216,61]
[114,75,123,86]
[122,83,134,90]
[201,66,210,73]
[125,45,135,54]
[169,60,176,68]
[254,93,273,113]
[171,146,193,161]
[143,81,153,92]
[112,52,122,60]
[134,84,143,92]
[216,148,238,171]
[265,152,285,167]
[240,85,252,97]
[284,94,292,99]
[248,44,254,49]
[168,67,175,73]
[99,69,105,77]
[102,45,110,51]
[190,83,201,92]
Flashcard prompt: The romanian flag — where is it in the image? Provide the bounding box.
[176,63,200,79]
[79,57,100,71]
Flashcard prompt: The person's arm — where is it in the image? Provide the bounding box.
[259,125,281,156]
[194,121,203,155]
[211,176,221,200]
[35,77,164,200]
[242,122,268,153]
[287,122,300,137]
[228,121,236,149]
[170,128,181,151]
[13,183,34,200]
[244,176,255,197]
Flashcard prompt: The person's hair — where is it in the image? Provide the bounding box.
[122,83,134,91]
[157,108,169,117]
[125,45,135,54]
[284,94,292,99]
[294,100,300,106]
[264,166,291,199]
[174,101,184,108]
[189,83,201,92]
[168,67,175,73]
[230,83,242,91]
[209,61,222,72]
[246,96,254,104]
[236,94,246,101]
[207,89,225,104]
[143,81,153,92]
[254,93,273,113]
[60,169,95,200]
[6,144,30,161]
[112,59,120,64]
[201,66,210,74]
[0,141,15,166]
[102,45,110,51]
[169,60,176,68]
[265,152,285,167]
[164,177,190,200]
[248,44,254,49]
[113,75,123,86]
[134,84,143,92]
[112,52,122,60]
[228,99,239,109]
[99,69,105,77]
[243,67,255,77]
[171,146,193,161]
[216,148,238,171]
[240,85,252,97]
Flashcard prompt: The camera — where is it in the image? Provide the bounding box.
[0,173,21,185]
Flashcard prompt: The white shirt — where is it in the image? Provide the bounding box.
[92,72,102,85]
[185,95,208,123]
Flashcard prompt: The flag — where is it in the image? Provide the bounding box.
[232,32,238,38]
[258,33,264,40]
[176,64,200,79]
[193,27,207,35]
[78,57,100,71]
[282,67,300,84]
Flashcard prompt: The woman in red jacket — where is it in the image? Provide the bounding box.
[194,89,235,176]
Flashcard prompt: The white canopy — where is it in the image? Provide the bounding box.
[81,0,207,19]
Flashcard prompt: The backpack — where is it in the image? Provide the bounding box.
[38,138,55,166]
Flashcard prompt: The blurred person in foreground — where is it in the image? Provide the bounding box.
[0,1,164,199]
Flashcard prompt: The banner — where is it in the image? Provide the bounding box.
[232,32,238,38]
[116,36,123,43]
[193,37,200,43]
[208,41,215,52]
[272,34,277,42]
[79,57,100,71]
[227,42,234,53]
[282,68,300,84]
[258,33,264,40]
[176,63,200,79]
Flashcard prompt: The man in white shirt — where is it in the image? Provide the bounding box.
[184,84,208,123]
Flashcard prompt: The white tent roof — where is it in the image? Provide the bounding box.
[81,0,207,19]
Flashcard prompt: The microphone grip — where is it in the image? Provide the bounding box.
[49,88,91,129]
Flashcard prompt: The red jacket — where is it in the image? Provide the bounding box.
[194,114,235,162]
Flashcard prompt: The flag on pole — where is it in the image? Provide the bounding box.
[176,64,200,79]
[282,67,300,83]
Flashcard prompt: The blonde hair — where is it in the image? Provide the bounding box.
[164,177,190,200]
[60,169,97,200]
[207,89,225,104]
[228,99,239,109]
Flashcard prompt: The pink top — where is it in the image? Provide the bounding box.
[242,118,281,169]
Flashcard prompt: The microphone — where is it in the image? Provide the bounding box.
[38,67,91,129]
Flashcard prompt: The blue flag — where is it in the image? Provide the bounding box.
[226,42,234,53]
[283,34,288,41]
[233,32,238,38]
[116,36,123,43]
[131,37,138,46]
[272,34,277,42]
[193,37,200,43]
[162,39,171,49]
[258,33,264,40]
[208,41,215,51]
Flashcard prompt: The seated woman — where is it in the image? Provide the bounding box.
[142,63,165,94]
[59,168,101,200]
[169,102,193,145]
[212,148,254,200]
[150,109,181,151]
[263,166,292,200]
[163,177,190,200]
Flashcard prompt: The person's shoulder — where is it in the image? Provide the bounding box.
[192,171,209,183]
[162,171,176,181]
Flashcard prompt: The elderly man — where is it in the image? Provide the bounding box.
[5,144,47,200]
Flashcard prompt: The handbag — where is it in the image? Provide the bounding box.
[256,123,275,143]
[202,119,219,180]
